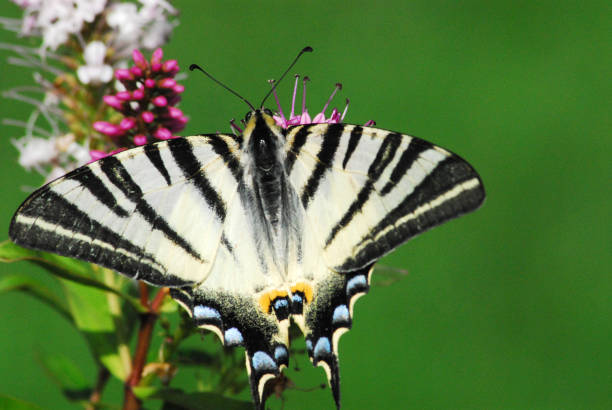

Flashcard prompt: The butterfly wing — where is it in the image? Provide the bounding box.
[284,122,485,405]
[9,135,242,286]
[10,132,290,409]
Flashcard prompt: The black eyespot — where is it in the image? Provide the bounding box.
[245,111,253,122]
[263,108,273,116]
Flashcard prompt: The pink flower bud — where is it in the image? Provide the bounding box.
[152,95,168,107]
[141,111,155,123]
[115,68,133,81]
[103,95,123,110]
[119,117,136,131]
[167,106,183,118]
[134,135,148,146]
[144,78,156,88]
[132,87,145,100]
[151,48,163,65]
[151,63,162,72]
[130,66,143,77]
[132,49,148,69]
[173,84,185,94]
[93,121,124,137]
[163,60,179,74]
[116,91,131,101]
[159,78,176,88]
[154,127,172,140]
[89,150,107,161]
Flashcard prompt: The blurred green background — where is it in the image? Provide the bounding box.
[0,0,609,409]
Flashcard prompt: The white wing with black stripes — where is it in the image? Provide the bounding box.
[10,135,243,287]
[285,122,484,272]
[9,109,485,410]
[283,121,484,407]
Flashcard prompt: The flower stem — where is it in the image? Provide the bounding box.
[123,284,169,410]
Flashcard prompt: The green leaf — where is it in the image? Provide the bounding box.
[0,274,72,322]
[36,351,92,402]
[133,387,252,410]
[63,280,132,381]
[0,240,144,313]
[0,394,43,409]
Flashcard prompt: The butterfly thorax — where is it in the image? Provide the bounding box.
[241,111,302,278]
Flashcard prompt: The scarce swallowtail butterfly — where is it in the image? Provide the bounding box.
[9,48,485,409]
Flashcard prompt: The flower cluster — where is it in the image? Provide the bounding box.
[93,48,187,149]
[11,0,177,55]
[3,0,180,181]
[268,75,375,129]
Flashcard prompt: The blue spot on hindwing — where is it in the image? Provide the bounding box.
[346,275,367,296]
[224,327,243,346]
[252,351,277,373]
[305,339,313,354]
[193,305,221,321]
[314,337,331,360]
[274,298,289,310]
[292,293,303,304]
[274,345,288,363]
[332,304,350,325]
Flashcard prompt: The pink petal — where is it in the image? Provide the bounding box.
[93,121,124,137]
[119,117,136,131]
[163,60,179,74]
[144,78,156,88]
[132,49,148,69]
[159,78,176,88]
[152,95,168,107]
[114,68,133,81]
[133,135,148,145]
[132,87,145,100]
[130,66,143,77]
[172,84,185,94]
[116,91,131,101]
[141,111,155,123]
[103,95,123,110]
[154,127,172,140]
[151,48,163,65]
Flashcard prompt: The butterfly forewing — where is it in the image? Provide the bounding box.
[9,135,242,286]
[285,122,485,272]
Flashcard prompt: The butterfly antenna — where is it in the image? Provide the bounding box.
[259,46,313,108]
[189,63,256,111]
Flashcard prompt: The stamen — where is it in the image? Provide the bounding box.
[230,118,243,135]
[341,98,349,121]
[321,83,342,115]
[302,76,310,114]
[268,79,286,123]
[290,74,299,119]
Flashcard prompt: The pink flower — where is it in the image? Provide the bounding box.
[269,75,348,129]
[93,47,187,146]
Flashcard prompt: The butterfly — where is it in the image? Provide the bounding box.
[9,51,485,409]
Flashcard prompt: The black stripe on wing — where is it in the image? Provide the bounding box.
[324,132,402,247]
[337,155,485,271]
[168,138,227,221]
[99,156,204,262]
[300,123,343,208]
[341,125,362,169]
[144,143,172,185]
[9,189,191,286]
[285,124,313,174]
[66,167,130,217]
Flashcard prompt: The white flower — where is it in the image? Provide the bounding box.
[13,0,107,52]
[77,41,113,84]
[12,135,58,171]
